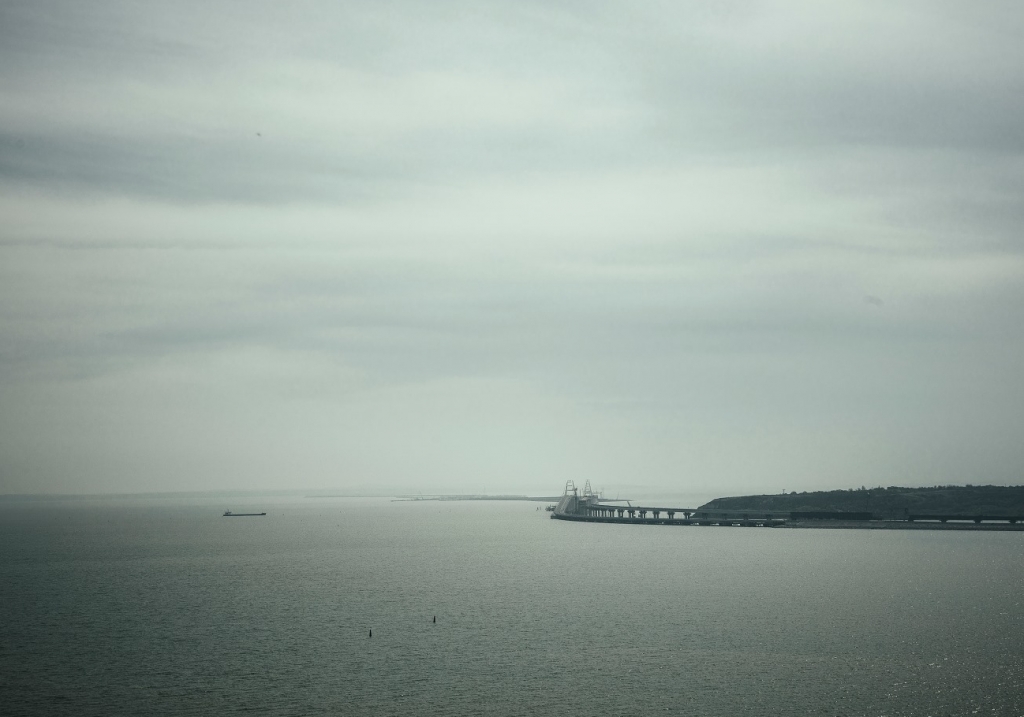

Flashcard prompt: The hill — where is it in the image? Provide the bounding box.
[699,485,1024,518]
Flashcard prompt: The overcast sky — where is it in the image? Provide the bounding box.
[2,1,1022,498]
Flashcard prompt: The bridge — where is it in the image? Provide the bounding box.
[908,514,1022,524]
[550,481,787,527]
[550,482,1024,528]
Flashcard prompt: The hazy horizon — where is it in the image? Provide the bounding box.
[3,1,1022,497]
[1,482,1017,504]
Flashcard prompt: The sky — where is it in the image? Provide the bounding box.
[1,0,1023,498]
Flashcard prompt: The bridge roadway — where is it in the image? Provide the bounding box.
[552,512,785,526]
[908,513,1022,524]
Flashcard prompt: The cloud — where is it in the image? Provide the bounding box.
[1,1,1023,495]
[1,1,645,203]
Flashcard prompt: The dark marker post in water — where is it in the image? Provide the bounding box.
[369,629,372,638]
[433,616,436,623]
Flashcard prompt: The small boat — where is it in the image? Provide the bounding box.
[223,510,267,517]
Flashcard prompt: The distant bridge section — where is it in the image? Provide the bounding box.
[550,483,1024,529]
[908,514,1022,524]
[550,481,786,527]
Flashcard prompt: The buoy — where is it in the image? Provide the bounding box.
[433,616,436,623]
[369,629,372,637]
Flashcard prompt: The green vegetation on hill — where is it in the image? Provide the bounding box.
[699,485,1024,518]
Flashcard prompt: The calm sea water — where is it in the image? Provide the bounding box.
[2,496,1023,716]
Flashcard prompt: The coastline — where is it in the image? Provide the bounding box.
[781,520,1024,531]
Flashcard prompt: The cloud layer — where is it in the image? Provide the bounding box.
[2,1,1022,496]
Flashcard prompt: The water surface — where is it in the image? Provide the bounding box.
[2,496,1022,716]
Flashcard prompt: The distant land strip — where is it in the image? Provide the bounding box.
[700,484,1024,518]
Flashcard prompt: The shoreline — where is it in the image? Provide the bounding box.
[551,513,1024,530]
[781,520,1024,531]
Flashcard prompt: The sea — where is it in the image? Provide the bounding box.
[2,495,1023,717]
